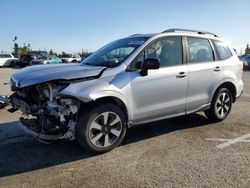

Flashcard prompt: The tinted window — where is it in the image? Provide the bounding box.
[187,37,213,63]
[133,36,182,69]
[212,40,232,60]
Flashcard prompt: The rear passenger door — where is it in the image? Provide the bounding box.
[186,37,224,113]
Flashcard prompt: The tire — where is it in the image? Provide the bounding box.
[205,88,233,122]
[10,61,16,67]
[76,103,127,153]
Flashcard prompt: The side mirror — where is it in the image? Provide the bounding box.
[140,58,160,76]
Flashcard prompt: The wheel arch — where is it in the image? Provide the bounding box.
[79,96,130,123]
[213,82,237,103]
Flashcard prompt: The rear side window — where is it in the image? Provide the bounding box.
[212,40,232,60]
[187,37,213,63]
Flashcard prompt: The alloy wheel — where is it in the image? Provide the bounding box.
[88,111,122,148]
[215,92,231,118]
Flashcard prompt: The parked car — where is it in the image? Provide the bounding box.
[0,53,17,67]
[242,56,250,70]
[8,29,243,153]
[239,54,249,61]
[60,54,81,63]
[18,54,33,67]
[30,55,62,65]
[19,51,48,67]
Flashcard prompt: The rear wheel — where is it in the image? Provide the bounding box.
[76,103,127,153]
[10,61,16,67]
[205,88,233,122]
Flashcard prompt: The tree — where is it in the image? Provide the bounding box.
[49,49,54,55]
[80,49,92,59]
[13,43,19,58]
[27,43,31,51]
[245,44,250,54]
[12,36,31,57]
[12,36,19,57]
[49,49,57,56]
[18,44,29,55]
[13,36,17,42]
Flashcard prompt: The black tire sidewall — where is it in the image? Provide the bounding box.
[212,88,233,121]
[76,103,127,153]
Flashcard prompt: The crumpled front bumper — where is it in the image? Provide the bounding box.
[18,120,64,143]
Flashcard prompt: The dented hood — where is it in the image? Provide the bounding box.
[11,63,106,88]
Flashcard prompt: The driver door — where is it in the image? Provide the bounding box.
[129,36,188,124]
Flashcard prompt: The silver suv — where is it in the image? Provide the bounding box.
[8,29,244,153]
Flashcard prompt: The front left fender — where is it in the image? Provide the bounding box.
[59,77,133,121]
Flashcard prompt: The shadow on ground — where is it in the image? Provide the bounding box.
[0,113,210,177]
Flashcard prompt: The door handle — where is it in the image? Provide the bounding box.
[176,72,187,78]
[214,66,222,72]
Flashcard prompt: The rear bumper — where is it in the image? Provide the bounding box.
[235,79,244,101]
[236,90,243,101]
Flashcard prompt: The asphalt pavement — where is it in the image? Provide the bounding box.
[0,68,250,188]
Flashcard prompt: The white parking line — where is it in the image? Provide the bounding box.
[206,133,250,148]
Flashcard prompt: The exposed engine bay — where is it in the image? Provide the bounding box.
[9,81,81,143]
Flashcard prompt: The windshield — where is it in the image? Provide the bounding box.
[81,37,148,67]
[0,54,12,58]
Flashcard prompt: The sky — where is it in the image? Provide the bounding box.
[0,0,249,54]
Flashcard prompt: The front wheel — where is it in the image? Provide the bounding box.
[76,103,127,153]
[205,88,233,122]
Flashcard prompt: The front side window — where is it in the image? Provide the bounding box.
[132,36,183,69]
[187,37,213,63]
[212,40,232,60]
[81,37,148,68]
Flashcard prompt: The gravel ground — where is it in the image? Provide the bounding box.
[0,68,250,188]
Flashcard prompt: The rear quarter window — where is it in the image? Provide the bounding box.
[212,40,232,60]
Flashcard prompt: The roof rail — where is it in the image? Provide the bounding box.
[162,28,218,37]
[129,33,142,37]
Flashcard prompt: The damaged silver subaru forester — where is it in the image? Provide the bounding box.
[7,29,244,153]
